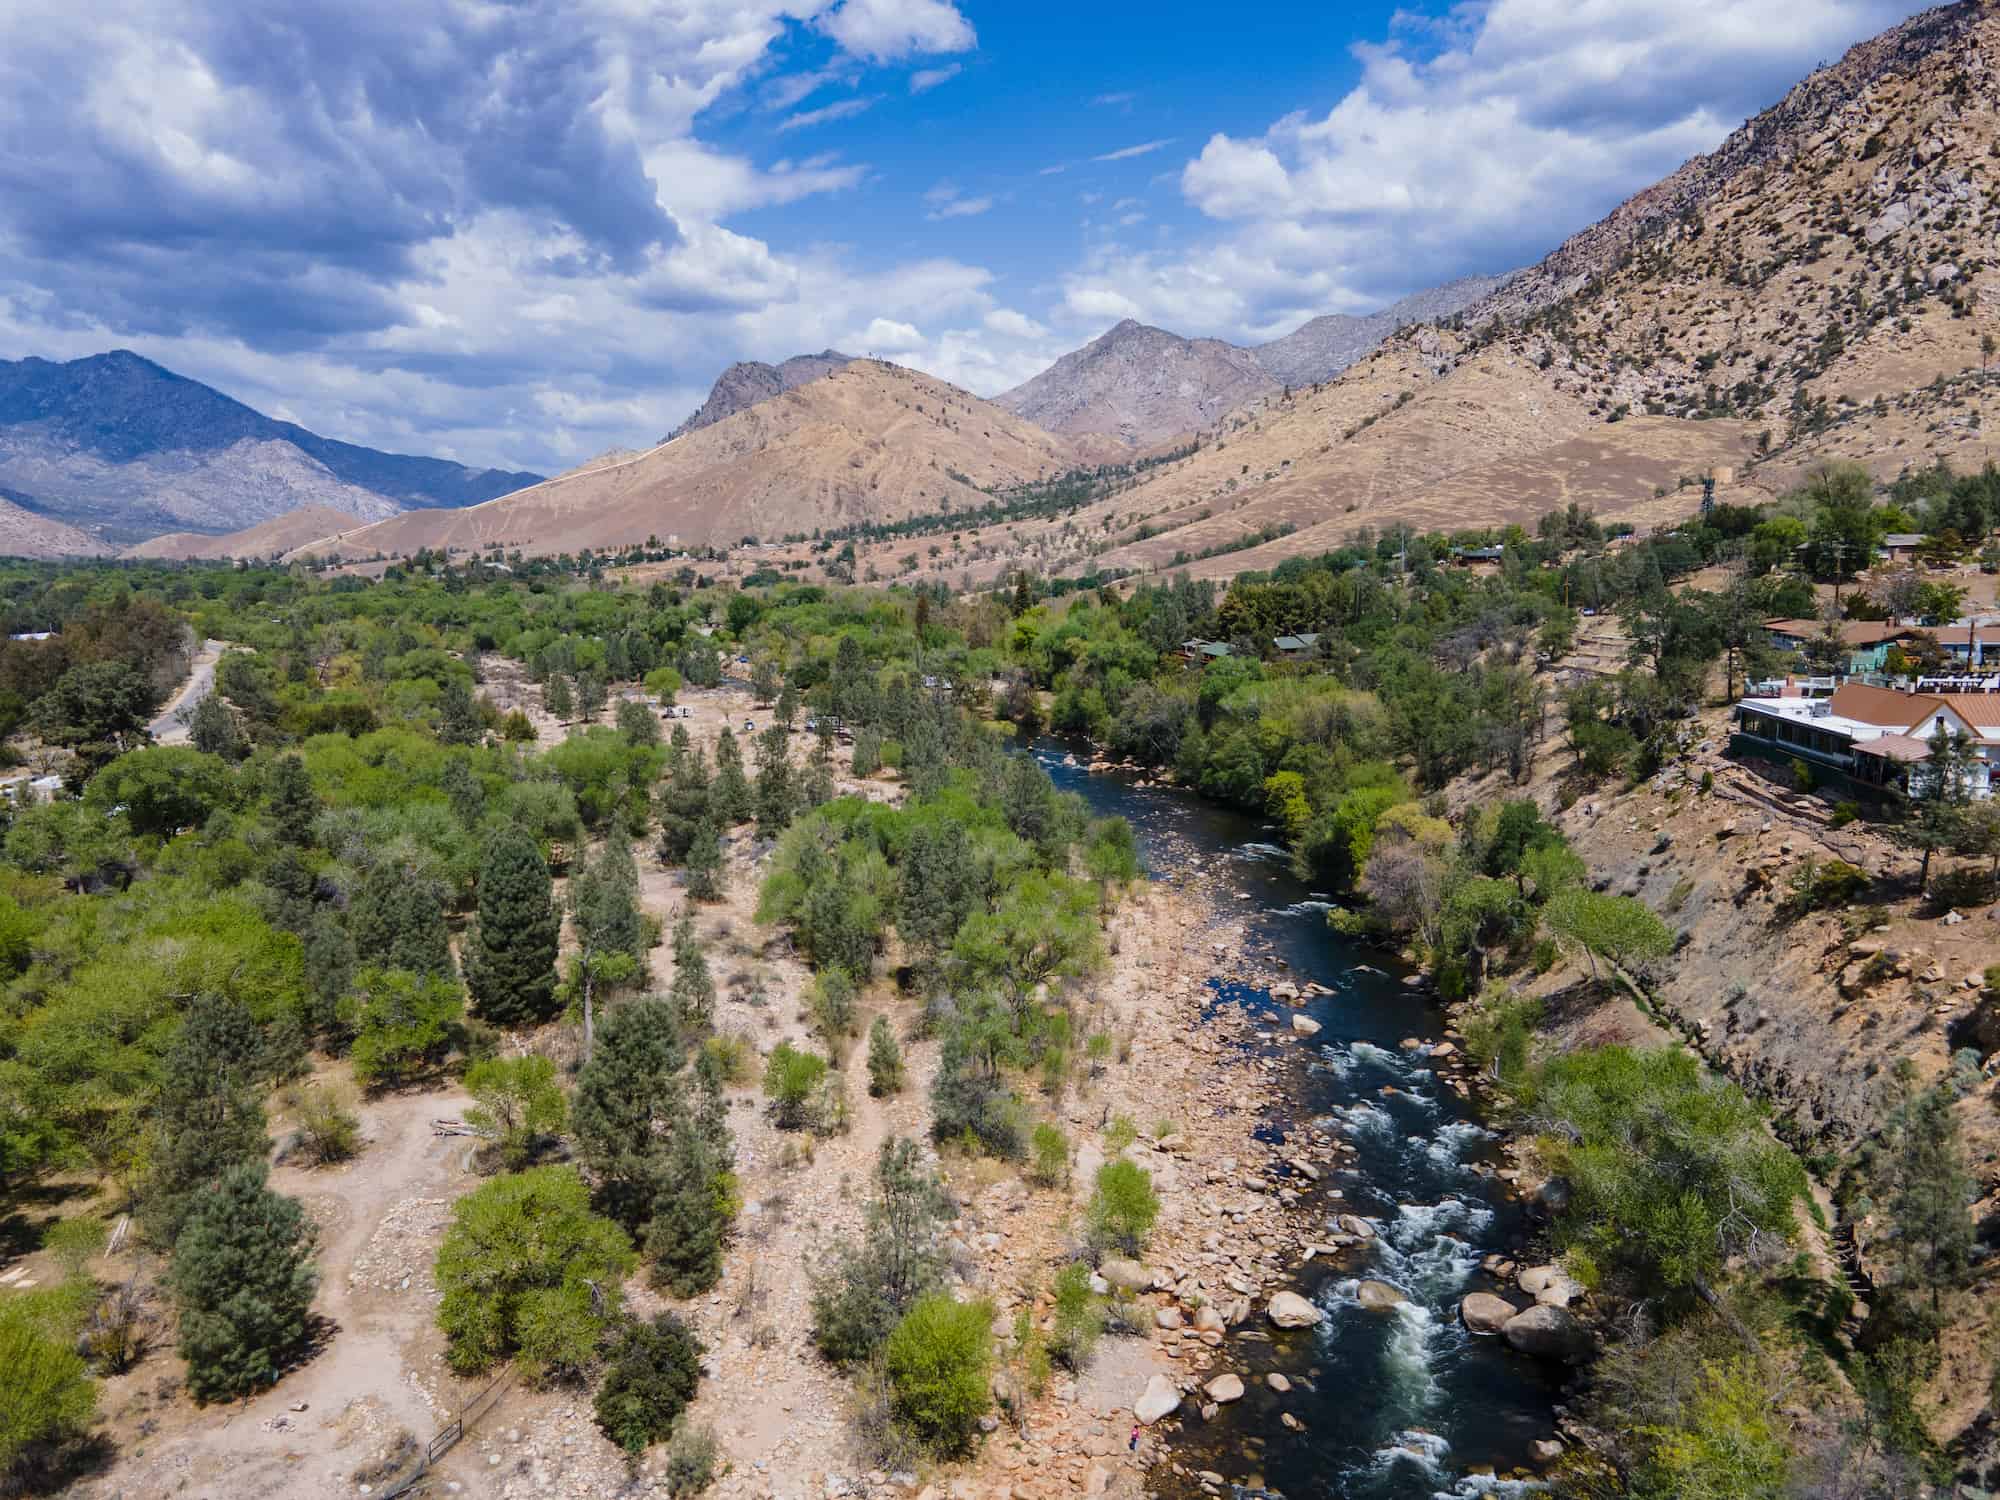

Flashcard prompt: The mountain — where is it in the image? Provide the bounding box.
[858,2,2000,591]
[0,494,108,559]
[665,351,857,442]
[992,276,1509,448]
[0,351,544,543]
[123,505,369,562]
[291,360,1086,562]
[1250,275,1514,388]
[992,321,1278,447]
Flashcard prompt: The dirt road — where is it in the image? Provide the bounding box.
[149,638,226,743]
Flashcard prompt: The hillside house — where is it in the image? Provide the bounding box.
[1880,533,1926,563]
[1733,681,2000,797]
[1273,633,1320,659]
[1180,639,1233,663]
[1763,618,1922,673]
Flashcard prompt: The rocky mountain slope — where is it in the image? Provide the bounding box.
[0,351,544,543]
[291,360,1086,562]
[1249,275,1514,388]
[992,321,1279,447]
[0,493,109,559]
[123,505,368,562]
[665,351,857,443]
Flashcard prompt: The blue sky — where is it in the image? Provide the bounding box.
[0,0,1930,474]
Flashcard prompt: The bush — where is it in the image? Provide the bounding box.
[1086,1159,1159,1256]
[435,1166,635,1380]
[1103,1115,1137,1154]
[1029,1122,1069,1187]
[594,1313,703,1455]
[662,1422,721,1496]
[288,1081,362,1165]
[701,1032,755,1086]
[1928,865,1994,913]
[866,1016,904,1097]
[0,1290,97,1473]
[464,1054,567,1170]
[810,971,858,1052]
[884,1293,994,1454]
[764,1043,829,1131]
[348,968,463,1088]
[1048,1261,1101,1371]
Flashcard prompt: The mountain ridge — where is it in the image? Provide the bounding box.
[664,350,858,443]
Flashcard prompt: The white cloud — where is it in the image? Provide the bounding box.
[984,307,1048,339]
[862,316,925,351]
[778,96,877,132]
[820,0,976,63]
[1092,138,1176,162]
[909,63,961,93]
[923,182,993,219]
[1091,91,1136,107]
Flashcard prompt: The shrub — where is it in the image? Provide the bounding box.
[1928,865,1994,913]
[435,1166,635,1380]
[701,1032,755,1086]
[0,1290,97,1474]
[594,1313,703,1454]
[1048,1261,1101,1372]
[1029,1122,1069,1187]
[289,1081,362,1165]
[866,1016,904,1097]
[464,1055,568,1170]
[348,968,463,1088]
[1086,1159,1160,1256]
[1103,1115,1137,1154]
[764,1043,829,1131]
[810,971,858,1052]
[42,1217,107,1279]
[884,1293,994,1454]
[662,1422,721,1496]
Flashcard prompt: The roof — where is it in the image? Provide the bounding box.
[1934,693,2000,730]
[1882,533,1926,547]
[1853,734,1933,762]
[1273,633,1320,651]
[1764,618,1916,647]
[1826,682,1935,733]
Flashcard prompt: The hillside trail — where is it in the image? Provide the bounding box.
[88,1082,475,1500]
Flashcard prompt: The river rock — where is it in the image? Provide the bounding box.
[1459,1292,1517,1334]
[1502,1305,1591,1362]
[1290,1015,1322,1037]
[1265,1372,1291,1393]
[1354,1280,1408,1312]
[1100,1258,1154,1293]
[1530,1439,1566,1463]
[1270,983,1300,1004]
[1336,1214,1375,1239]
[1266,1291,1323,1329]
[1133,1374,1182,1425]
[1206,1373,1244,1404]
[1155,1307,1185,1331]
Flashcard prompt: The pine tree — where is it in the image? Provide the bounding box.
[302,913,356,1043]
[143,993,271,1247]
[1898,724,1973,892]
[168,1162,318,1403]
[268,754,318,848]
[441,756,486,828]
[438,676,482,746]
[755,725,797,835]
[655,745,712,864]
[867,1015,904,1097]
[351,864,456,981]
[776,683,799,732]
[898,822,975,960]
[188,694,243,759]
[568,840,647,1058]
[712,727,753,823]
[804,732,836,809]
[669,912,715,1035]
[545,673,574,722]
[572,998,684,1231]
[645,1113,730,1296]
[1879,1071,1975,1316]
[576,669,607,723]
[685,818,724,902]
[616,697,659,747]
[465,824,561,1027]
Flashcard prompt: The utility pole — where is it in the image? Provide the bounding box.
[1826,539,1850,610]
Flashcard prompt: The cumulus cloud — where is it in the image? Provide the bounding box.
[1064,0,1923,341]
[819,0,976,63]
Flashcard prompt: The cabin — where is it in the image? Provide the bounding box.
[1272,633,1320,660]
[1880,533,1926,564]
[1179,639,1233,663]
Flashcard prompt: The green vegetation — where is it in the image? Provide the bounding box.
[1085,1158,1160,1256]
[168,1162,319,1402]
[594,1312,703,1454]
[883,1292,994,1454]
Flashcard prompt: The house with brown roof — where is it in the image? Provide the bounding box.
[1733,680,2000,797]
[1763,618,1924,673]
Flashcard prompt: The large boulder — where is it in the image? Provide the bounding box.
[1266,1290,1323,1329]
[1205,1373,1244,1404]
[1502,1305,1591,1363]
[1192,1304,1226,1334]
[1100,1258,1154,1293]
[1354,1280,1408,1313]
[1459,1292,1518,1334]
[1133,1374,1182,1425]
[1291,1014,1322,1038]
[1518,1264,1584,1307]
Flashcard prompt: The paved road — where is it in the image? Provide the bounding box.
[149,638,225,743]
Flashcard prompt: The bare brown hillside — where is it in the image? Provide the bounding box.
[124,505,367,561]
[291,361,1094,562]
[0,494,107,559]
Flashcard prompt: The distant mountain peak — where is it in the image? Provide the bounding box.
[665,350,859,443]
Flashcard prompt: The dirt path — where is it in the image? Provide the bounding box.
[81,1082,477,1500]
[150,638,226,743]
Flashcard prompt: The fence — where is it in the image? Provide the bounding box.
[376,1369,513,1500]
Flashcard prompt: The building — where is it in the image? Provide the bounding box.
[1924,623,2000,668]
[1763,618,1923,673]
[1733,681,2000,797]
[1180,639,1233,663]
[1272,633,1320,659]
[1449,546,1505,566]
[1880,533,1926,563]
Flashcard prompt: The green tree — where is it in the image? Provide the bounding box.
[1048,1260,1101,1371]
[764,1043,828,1131]
[867,1016,904,1097]
[1543,886,1675,979]
[1082,817,1141,917]
[752,657,781,705]
[0,1292,98,1474]
[811,1137,955,1363]
[266,753,319,847]
[685,818,724,902]
[85,746,232,838]
[31,661,159,774]
[438,676,483,747]
[669,918,716,1036]
[754,725,797,835]
[168,1162,318,1403]
[143,993,271,1247]
[545,672,575,722]
[351,863,456,981]
[1876,1073,1974,1316]
[1629,1358,1788,1500]
[645,1100,733,1297]
[656,744,713,864]
[711,728,753,823]
[594,1312,703,1454]
[348,968,464,1087]
[465,824,561,1027]
[187,693,243,760]
[464,1054,568,1169]
[566,839,647,1057]
[897,821,975,960]
[435,1165,635,1380]
[571,998,684,1232]
[617,696,660,748]
[884,1292,994,1453]
[1897,723,1974,892]
[1086,1158,1160,1255]
[576,669,608,723]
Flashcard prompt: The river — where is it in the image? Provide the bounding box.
[1035,742,1562,1500]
